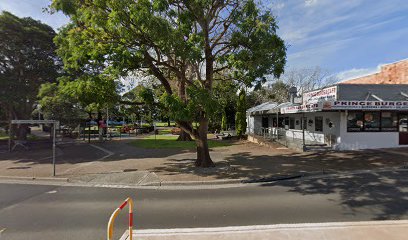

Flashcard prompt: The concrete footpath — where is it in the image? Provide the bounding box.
[124,220,408,240]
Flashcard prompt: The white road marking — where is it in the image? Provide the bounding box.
[46,190,57,194]
[90,144,114,160]
[60,145,113,175]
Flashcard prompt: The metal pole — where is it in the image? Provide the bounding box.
[53,123,56,176]
[88,123,91,143]
[302,112,306,151]
[8,121,12,152]
[106,107,109,128]
[276,111,279,139]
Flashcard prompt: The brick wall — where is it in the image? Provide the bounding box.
[341,59,408,84]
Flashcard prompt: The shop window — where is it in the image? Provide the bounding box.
[278,117,284,128]
[262,116,269,128]
[284,117,289,129]
[315,116,323,132]
[289,118,295,129]
[381,112,398,132]
[348,111,384,132]
[347,112,364,132]
[363,112,380,132]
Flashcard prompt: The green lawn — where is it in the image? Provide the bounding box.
[130,135,231,149]
[0,131,8,140]
[155,122,176,127]
[157,129,172,134]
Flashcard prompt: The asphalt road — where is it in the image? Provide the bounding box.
[1,170,408,240]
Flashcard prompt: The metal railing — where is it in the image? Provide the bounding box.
[249,126,336,150]
[107,197,133,240]
[253,127,285,140]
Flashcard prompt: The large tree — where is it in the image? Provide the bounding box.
[0,11,60,139]
[51,0,286,167]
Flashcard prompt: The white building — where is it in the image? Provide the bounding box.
[247,84,408,151]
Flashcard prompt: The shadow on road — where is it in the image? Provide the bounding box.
[262,170,408,220]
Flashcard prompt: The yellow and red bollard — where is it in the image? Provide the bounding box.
[107,197,133,240]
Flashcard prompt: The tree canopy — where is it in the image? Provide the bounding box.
[0,11,60,139]
[51,0,286,167]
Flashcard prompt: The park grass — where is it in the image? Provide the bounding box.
[0,131,8,140]
[130,134,232,149]
[157,129,172,134]
[155,122,176,127]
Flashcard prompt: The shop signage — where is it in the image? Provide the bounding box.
[281,103,321,114]
[303,86,337,104]
[323,101,408,110]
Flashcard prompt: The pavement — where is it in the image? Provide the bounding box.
[128,220,408,240]
[0,137,408,187]
[1,169,408,240]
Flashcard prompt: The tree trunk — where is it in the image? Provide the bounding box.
[176,78,193,141]
[194,117,215,168]
[177,130,193,141]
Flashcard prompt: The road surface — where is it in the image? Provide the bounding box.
[0,170,407,240]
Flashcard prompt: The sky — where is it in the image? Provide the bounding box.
[1,0,408,81]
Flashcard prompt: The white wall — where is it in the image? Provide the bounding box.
[246,115,262,134]
[283,112,341,145]
[247,111,404,150]
[247,115,254,133]
[337,111,401,150]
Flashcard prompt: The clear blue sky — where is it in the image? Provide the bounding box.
[1,0,407,80]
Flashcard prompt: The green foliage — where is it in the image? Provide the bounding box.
[38,82,86,131]
[161,86,221,124]
[210,79,239,131]
[0,11,60,120]
[247,81,290,108]
[51,0,286,93]
[235,89,247,136]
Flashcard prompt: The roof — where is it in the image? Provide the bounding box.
[247,101,299,115]
[337,84,408,101]
[246,102,278,115]
[247,84,408,116]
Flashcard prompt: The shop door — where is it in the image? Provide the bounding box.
[399,113,408,145]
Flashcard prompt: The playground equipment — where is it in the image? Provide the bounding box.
[107,197,133,240]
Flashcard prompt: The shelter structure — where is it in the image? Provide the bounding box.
[247,84,408,151]
[9,120,59,176]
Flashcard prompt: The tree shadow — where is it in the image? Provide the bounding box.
[147,148,408,181]
[261,170,408,220]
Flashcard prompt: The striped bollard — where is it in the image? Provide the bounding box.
[107,197,133,240]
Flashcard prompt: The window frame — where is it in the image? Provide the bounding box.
[380,111,398,132]
[347,111,399,133]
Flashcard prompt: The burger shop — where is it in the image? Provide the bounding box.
[247,84,408,150]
